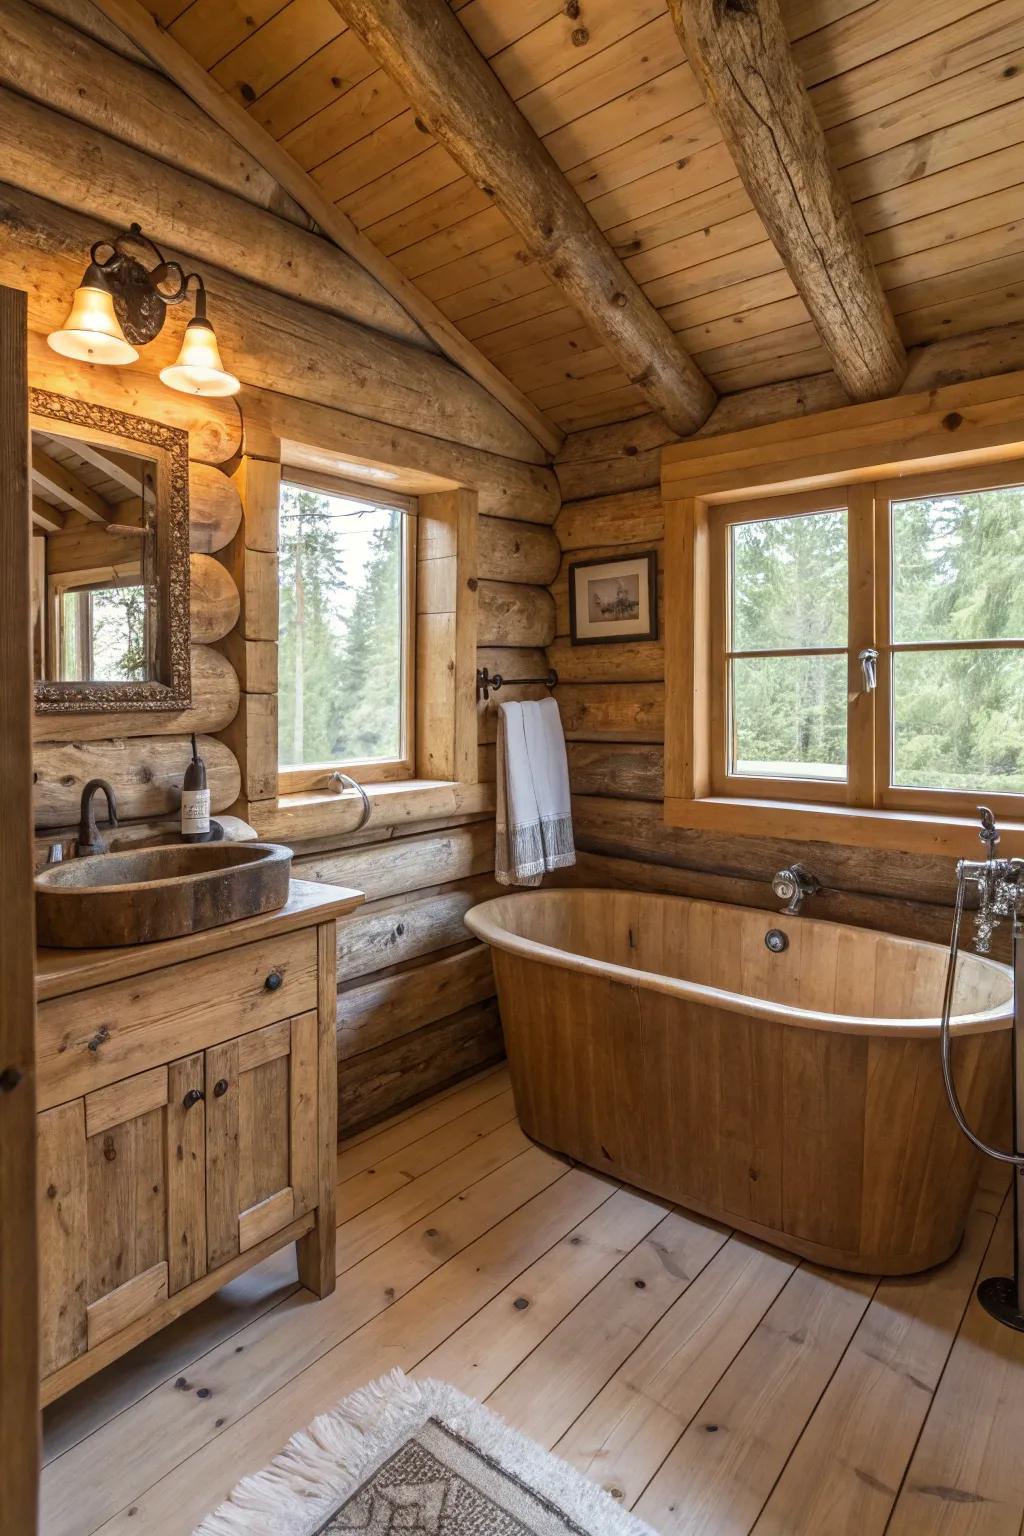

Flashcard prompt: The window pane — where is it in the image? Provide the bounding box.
[892,648,1024,794]
[731,654,847,780]
[61,585,148,682]
[731,509,847,651]
[278,484,405,769]
[892,483,1024,643]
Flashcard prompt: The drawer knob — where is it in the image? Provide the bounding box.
[182,1087,205,1110]
[213,1078,230,1098]
[264,970,284,992]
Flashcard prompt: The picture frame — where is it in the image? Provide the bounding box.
[568,549,658,646]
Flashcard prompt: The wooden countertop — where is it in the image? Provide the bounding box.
[35,878,363,1002]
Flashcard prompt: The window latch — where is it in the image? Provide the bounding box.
[858,647,879,692]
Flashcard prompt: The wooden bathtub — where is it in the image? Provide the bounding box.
[465,888,1014,1275]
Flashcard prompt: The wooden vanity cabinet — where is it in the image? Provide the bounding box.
[35,880,361,1404]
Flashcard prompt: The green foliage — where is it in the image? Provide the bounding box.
[890,487,1024,791]
[730,509,848,776]
[278,486,402,769]
[730,487,1024,793]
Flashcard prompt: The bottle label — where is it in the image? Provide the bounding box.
[181,788,211,834]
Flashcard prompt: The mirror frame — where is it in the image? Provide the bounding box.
[31,388,191,714]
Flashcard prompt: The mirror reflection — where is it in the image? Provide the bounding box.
[31,429,159,685]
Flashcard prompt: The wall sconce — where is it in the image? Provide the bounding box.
[48,223,240,398]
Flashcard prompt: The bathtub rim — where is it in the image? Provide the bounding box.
[465,887,1013,1039]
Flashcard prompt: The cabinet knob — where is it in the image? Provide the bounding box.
[264,970,284,992]
[182,1087,205,1110]
[213,1078,230,1098]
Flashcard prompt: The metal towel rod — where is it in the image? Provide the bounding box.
[476,666,558,702]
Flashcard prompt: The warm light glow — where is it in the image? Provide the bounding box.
[159,317,240,397]
[47,282,139,366]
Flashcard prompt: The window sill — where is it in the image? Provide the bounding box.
[251,778,495,844]
[664,795,1024,859]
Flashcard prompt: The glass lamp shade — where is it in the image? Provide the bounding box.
[47,278,139,366]
[159,317,240,397]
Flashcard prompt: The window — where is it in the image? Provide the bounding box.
[708,463,1024,817]
[278,470,416,790]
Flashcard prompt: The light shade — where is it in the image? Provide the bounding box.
[48,274,139,366]
[159,316,240,397]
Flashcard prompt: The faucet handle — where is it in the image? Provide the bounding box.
[978,805,999,855]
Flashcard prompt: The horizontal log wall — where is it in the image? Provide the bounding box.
[545,465,1008,957]
[17,3,560,1128]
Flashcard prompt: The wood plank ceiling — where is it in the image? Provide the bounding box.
[140,0,1024,435]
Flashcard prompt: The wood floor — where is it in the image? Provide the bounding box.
[41,1063,1024,1535]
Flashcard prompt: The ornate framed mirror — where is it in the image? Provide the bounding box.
[30,389,191,714]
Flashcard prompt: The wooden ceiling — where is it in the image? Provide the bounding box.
[140,0,1024,436]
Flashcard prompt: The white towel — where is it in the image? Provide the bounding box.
[495,696,576,887]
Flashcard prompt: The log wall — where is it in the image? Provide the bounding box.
[19,1,560,1132]
[547,366,1024,960]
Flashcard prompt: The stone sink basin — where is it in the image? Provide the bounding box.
[35,842,293,949]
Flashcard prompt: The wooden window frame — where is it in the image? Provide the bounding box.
[662,372,1024,857]
[277,467,418,794]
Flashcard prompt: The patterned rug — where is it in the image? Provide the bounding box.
[194,1371,658,1536]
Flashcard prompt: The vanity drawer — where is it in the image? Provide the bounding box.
[37,929,318,1110]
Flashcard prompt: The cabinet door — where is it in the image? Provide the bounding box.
[38,1056,210,1378]
[205,1012,319,1270]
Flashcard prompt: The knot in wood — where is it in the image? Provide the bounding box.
[942,411,964,431]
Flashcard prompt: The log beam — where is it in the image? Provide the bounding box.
[669,0,907,402]
[330,0,717,439]
[91,0,563,458]
[31,446,111,523]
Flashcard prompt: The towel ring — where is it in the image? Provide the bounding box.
[326,770,372,830]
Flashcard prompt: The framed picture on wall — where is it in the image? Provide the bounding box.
[568,550,658,646]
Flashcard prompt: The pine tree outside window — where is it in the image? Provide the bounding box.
[710,463,1024,818]
[278,470,415,790]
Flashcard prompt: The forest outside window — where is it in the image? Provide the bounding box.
[708,462,1024,819]
[278,469,416,792]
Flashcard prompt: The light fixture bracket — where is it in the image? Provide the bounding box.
[88,223,200,347]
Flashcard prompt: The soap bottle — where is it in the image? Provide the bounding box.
[181,733,211,842]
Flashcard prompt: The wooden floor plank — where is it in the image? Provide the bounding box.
[486,1208,731,1448]
[337,1087,516,1219]
[335,1064,510,1178]
[337,1116,536,1269]
[554,1235,797,1505]
[415,1187,672,1396]
[42,1245,299,1465]
[42,1144,567,1536]
[886,1196,1024,1536]
[753,1192,999,1535]
[41,1077,1024,1536]
[633,1264,877,1534]
[76,1171,618,1535]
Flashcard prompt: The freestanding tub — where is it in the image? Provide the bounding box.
[466,888,1014,1275]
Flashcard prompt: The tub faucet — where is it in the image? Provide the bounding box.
[78,779,118,856]
[772,864,820,915]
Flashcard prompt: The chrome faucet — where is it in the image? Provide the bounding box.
[78,779,118,856]
[771,863,821,915]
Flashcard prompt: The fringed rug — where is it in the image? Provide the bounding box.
[194,1370,658,1536]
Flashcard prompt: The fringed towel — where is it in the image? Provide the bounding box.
[495,697,576,887]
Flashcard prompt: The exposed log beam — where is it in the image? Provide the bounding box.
[668,0,907,403]
[1,181,547,465]
[32,496,64,534]
[31,446,112,522]
[330,0,717,439]
[91,0,563,457]
[62,438,142,497]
